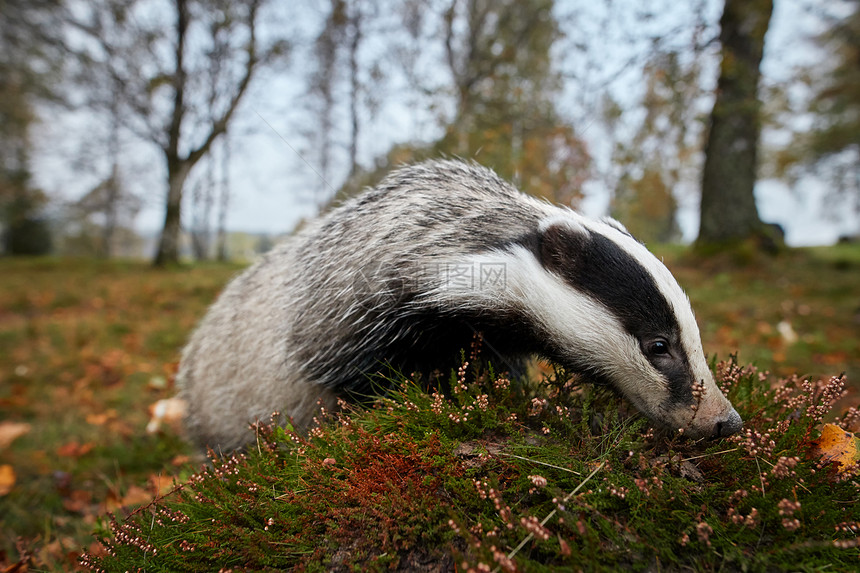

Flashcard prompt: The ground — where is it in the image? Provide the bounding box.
[0,245,857,570]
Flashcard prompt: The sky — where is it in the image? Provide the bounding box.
[31,0,860,249]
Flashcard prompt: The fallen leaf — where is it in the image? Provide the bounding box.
[0,464,16,496]
[56,441,95,458]
[814,351,849,365]
[148,474,176,497]
[86,541,108,561]
[40,536,79,565]
[0,422,31,451]
[0,558,29,572]
[42,539,63,562]
[103,489,121,513]
[146,397,187,434]
[120,485,154,507]
[85,409,118,426]
[62,490,93,514]
[105,485,153,513]
[810,424,860,473]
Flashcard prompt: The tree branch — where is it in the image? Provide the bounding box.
[186,0,261,168]
[165,0,189,159]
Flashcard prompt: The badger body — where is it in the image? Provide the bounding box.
[179,160,742,451]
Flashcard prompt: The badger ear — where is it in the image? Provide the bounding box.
[537,216,590,277]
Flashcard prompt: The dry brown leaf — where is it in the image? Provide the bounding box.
[86,541,108,561]
[103,489,121,513]
[85,410,118,426]
[120,485,154,507]
[0,464,16,496]
[62,490,93,514]
[0,558,29,573]
[56,441,95,458]
[105,485,153,513]
[0,422,31,451]
[810,423,860,473]
[148,474,176,497]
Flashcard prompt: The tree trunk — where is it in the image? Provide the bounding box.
[216,136,230,262]
[154,159,191,266]
[153,0,190,267]
[347,1,361,179]
[102,166,119,258]
[102,91,121,258]
[697,0,773,245]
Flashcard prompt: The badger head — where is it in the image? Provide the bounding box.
[456,213,740,440]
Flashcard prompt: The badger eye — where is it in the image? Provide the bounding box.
[647,339,670,356]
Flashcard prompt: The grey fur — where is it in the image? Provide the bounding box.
[179,160,741,451]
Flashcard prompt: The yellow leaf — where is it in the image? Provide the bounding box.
[0,464,16,496]
[810,424,860,473]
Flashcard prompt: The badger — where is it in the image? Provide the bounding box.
[179,160,742,451]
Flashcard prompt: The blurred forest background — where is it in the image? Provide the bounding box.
[1,0,859,262]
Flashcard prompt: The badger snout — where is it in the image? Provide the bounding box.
[713,409,743,438]
[686,389,744,440]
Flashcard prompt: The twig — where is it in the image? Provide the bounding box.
[562,459,607,505]
[499,453,581,475]
[755,456,766,498]
[501,459,607,568]
[681,448,738,462]
[254,109,336,194]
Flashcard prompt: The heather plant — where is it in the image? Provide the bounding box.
[80,349,859,572]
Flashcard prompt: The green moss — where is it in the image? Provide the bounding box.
[82,356,859,572]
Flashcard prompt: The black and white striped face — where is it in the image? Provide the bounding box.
[533,215,742,439]
[448,213,742,439]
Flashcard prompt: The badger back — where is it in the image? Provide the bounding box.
[282,162,544,384]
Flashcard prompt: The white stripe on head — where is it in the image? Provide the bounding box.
[427,245,671,422]
[557,215,739,434]
[582,219,715,395]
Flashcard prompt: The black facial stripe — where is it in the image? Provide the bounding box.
[537,224,694,405]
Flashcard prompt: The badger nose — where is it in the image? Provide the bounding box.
[713,409,743,438]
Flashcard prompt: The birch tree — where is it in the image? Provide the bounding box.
[72,0,289,265]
